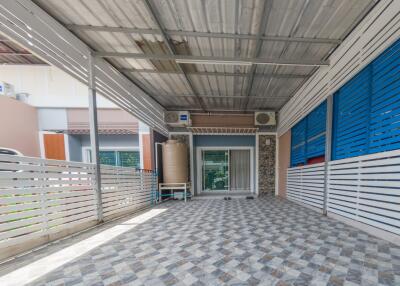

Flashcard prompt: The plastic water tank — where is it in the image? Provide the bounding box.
[162,140,188,183]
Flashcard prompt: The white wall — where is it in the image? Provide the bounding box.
[0,65,116,108]
[37,108,68,130]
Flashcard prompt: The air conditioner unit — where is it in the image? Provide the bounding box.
[0,81,15,98]
[254,111,276,126]
[164,111,191,126]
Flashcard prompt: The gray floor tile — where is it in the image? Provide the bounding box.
[0,196,399,286]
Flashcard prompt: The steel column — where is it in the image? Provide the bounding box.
[88,54,103,222]
[323,95,333,215]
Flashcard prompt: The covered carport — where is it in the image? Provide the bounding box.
[0,0,399,285]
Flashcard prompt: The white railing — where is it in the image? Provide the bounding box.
[101,166,156,218]
[0,155,96,247]
[286,150,400,236]
[327,149,400,235]
[286,163,325,210]
[0,154,157,254]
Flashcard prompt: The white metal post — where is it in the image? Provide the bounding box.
[275,134,279,197]
[189,133,194,196]
[323,95,333,215]
[255,133,259,196]
[88,54,103,222]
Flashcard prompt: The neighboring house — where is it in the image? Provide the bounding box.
[0,96,41,157]
[38,108,145,169]
[38,108,148,168]
[0,65,156,169]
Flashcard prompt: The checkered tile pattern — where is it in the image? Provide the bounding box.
[6,197,400,285]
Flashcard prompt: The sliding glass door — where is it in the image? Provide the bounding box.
[200,148,251,192]
[202,150,229,191]
[230,150,250,192]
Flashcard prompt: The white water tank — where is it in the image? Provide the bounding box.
[162,140,188,183]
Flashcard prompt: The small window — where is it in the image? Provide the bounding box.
[86,150,140,168]
[118,151,140,168]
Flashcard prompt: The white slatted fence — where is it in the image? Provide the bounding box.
[0,154,157,253]
[327,149,400,235]
[0,155,96,247]
[101,166,156,218]
[286,163,325,210]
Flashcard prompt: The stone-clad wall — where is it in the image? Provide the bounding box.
[258,135,276,194]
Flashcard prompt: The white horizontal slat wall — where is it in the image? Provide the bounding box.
[0,155,96,247]
[101,166,155,219]
[286,163,325,210]
[278,0,400,136]
[328,150,400,235]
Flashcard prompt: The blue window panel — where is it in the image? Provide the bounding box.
[291,38,400,163]
[291,118,306,166]
[306,101,326,159]
[307,135,325,159]
[290,101,327,166]
[332,37,400,160]
[332,67,372,160]
[291,145,306,167]
[369,38,400,154]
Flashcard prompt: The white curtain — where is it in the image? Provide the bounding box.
[229,150,250,191]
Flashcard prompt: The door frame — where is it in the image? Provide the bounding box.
[196,146,254,194]
[39,131,70,161]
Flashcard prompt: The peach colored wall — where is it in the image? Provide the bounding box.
[66,108,139,131]
[278,130,291,198]
[141,134,152,170]
[0,97,40,157]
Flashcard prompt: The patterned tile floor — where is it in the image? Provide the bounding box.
[1,196,400,286]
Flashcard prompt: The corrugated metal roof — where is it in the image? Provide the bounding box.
[27,0,377,111]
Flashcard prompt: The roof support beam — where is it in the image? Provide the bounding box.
[0,51,32,56]
[165,107,268,112]
[94,52,329,67]
[66,24,342,45]
[121,68,309,78]
[142,0,206,111]
[165,94,285,100]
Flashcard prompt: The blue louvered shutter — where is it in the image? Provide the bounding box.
[306,101,326,159]
[332,67,372,160]
[291,119,306,166]
[369,38,400,153]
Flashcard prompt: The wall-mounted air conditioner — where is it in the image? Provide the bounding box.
[164,111,191,126]
[254,111,276,126]
[0,81,15,98]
